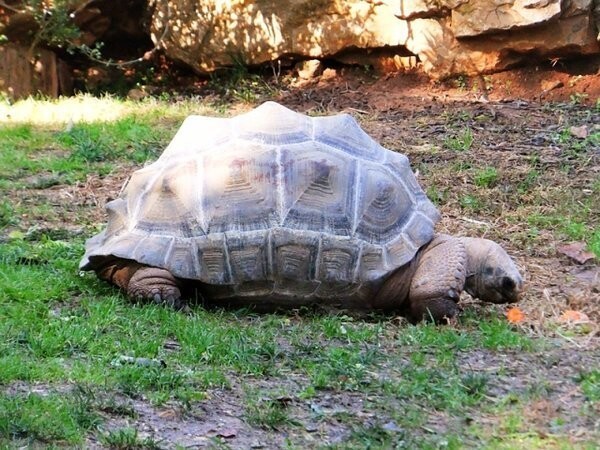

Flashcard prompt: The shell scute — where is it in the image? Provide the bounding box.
[132,235,173,268]
[317,236,360,283]
[167,239,199,280]
[359,244,387,280]
[280,144,356,236]
[354,161,414,244]
[129,160,206,238]
[226,231,271,282]
[272,228,321,296]
[201,144,281,233]
[313,114,383,161]
[234,101,313,146]
[196,234,231,284]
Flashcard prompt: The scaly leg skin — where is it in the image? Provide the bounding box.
[409,237,467,323]
[97,261,183,308]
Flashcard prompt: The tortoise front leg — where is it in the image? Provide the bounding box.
[408,238,467,323]
[97,261,182,308]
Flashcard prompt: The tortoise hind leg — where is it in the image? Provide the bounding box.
[408,237,467,323]
[97,261,183,308]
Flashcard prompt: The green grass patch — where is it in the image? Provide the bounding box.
[0,391,100,445]
[57,117,169,164]
[528,213,600,257]
[99,427,161,449]
[578,369,600,402]
[473,166,499,188]
[459,193,484,212]
[0,96,207,187]
[444,127,474,152]
[477,318,534,351]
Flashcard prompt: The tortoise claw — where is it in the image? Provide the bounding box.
[127,266,183,308]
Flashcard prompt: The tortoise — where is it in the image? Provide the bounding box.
[80,102,523,322]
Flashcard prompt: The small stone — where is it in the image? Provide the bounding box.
[569,125,588,139]
[113,355,166,368]
[305,424,319,432]
[296,59,323,80]
[216,428,237,438]
[382,420,403,432]
[540,79,563,92]
[321,68,337,80]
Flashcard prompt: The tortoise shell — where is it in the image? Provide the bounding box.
[80,102,440,300]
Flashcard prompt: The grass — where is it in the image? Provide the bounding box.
[0,390,101,445]
[244,391,298,430]
[0,113,174,187]
[443,126,474,152]
[0,95,598,448]
[99,427,162,449]
[578,370,600,402]
[0,234,547,446]
[473,166,499,188]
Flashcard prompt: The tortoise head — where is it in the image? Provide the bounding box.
[461,238,524,304]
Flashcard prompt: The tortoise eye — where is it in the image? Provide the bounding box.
[502,276,515,290]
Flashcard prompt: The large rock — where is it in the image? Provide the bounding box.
[407,11,599,78]
[452,0,562,38]
[149,0,600,79]
[594,0,600,40]
[149,0,410,72]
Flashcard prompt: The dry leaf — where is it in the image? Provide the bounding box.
[506,307,526,324]
[557,242,595,265]
[558,310,590,324]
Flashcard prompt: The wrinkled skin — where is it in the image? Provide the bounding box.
[461,237,523,304]
[373,234,523,322]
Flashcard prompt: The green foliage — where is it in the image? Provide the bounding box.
[426,184,449,205]
[444,127,474,152]
[589,229,600,258]
[478,318,533,351]
[0,200,17,228]
[570,93,588,105]
[24,0,81,49]
[474,166,499,188]
[459,193,483,211]
[3,1,134,69]
[207,56,277,103]
[578,370,600,402]
[99,427,161,449]
[332,424,402,450]
[0,391,100,445]
[58,118,167,163]
[518,168,540,193]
